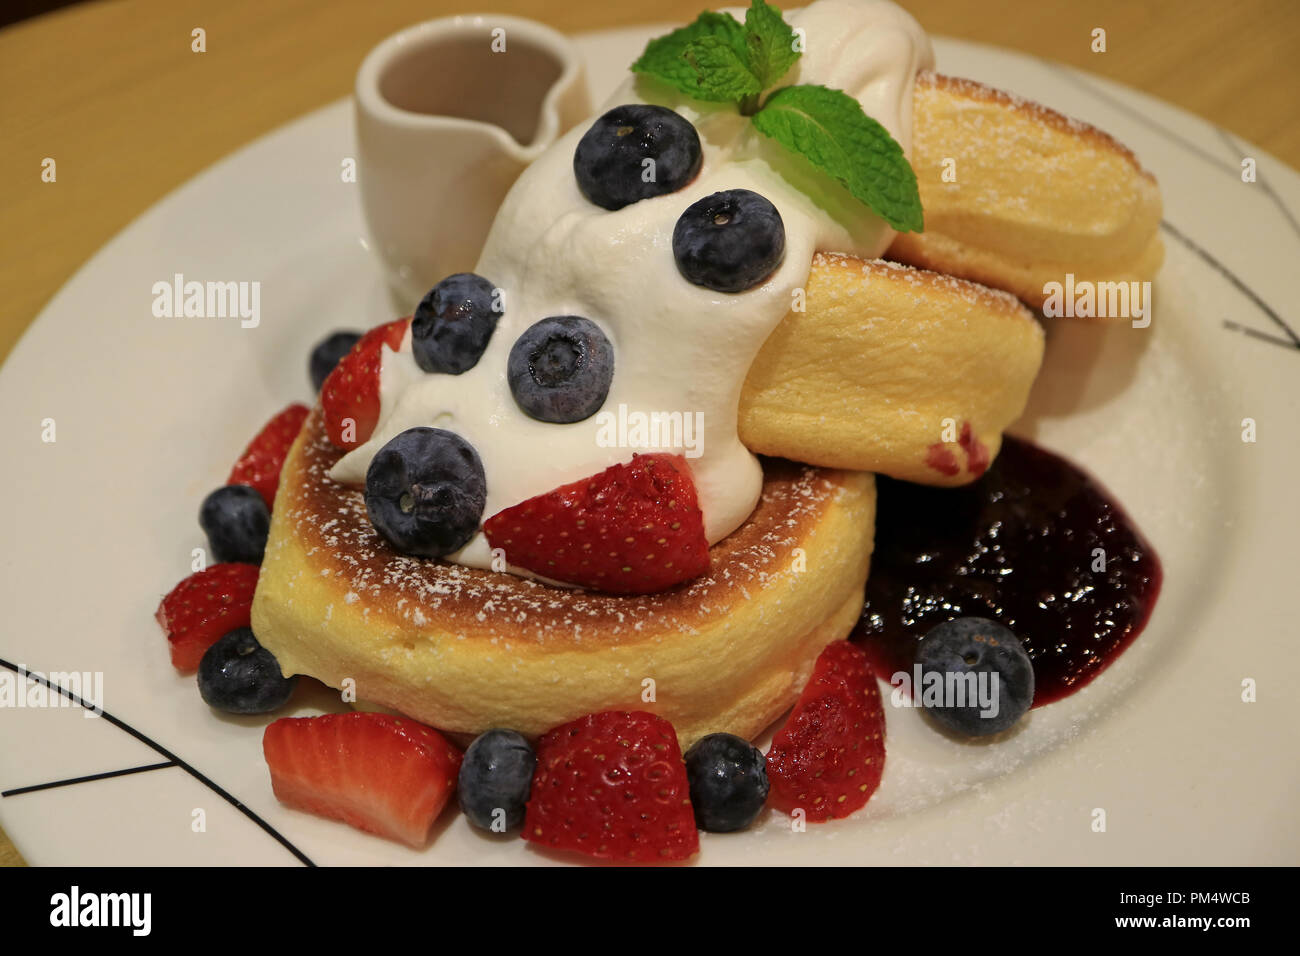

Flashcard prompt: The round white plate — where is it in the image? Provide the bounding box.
[1,25,1297,866]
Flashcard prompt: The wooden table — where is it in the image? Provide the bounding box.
[1,0,1297,866]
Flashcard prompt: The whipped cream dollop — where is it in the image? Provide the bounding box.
[332,0,934,572]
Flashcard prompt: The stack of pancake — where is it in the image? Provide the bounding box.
[252,74,1161,747]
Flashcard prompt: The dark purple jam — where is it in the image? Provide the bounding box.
[852,436,1162,706]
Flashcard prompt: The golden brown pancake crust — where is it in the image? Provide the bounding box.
[739,253,1044,486]
[252,410,876,745]
[918,73,1156,179]
[282,409,860,643]
[887,72,1164,312]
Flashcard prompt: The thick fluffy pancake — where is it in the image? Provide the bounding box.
[738,252,1043,486]
[888,72,1163,312]
[252,410,876,749]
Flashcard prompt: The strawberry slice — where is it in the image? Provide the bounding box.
[524,710,698,862]
[227,403,310,508]
[155,563,260,672]
[766,641,886,822]
[483,453,709,594]
[263,712,461,849]
[321,317,409,451]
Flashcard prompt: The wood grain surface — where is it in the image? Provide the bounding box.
[1,0,1297,867]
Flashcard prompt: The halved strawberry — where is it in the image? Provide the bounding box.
[263,712,461,849]
[227,403,310,508]
[155,563,260,672]
[483,453,709,594]
[766,641,886,822]
[320,317,409,451]
[524,710,698,862]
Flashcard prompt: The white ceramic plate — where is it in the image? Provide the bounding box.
[2,25,1297,866]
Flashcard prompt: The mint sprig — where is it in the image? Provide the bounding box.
[744,0,799,89]
[683,35,761,103]
[631,0,923,233]
[632,11,752,101]
[752,85,923,233]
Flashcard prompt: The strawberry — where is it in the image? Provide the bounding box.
[227,402,310,508]
[482,453,709,594]
[263,712,461,849]
[766,640,886,822]
[155,563,260,672]
[321,317,409,451]
[524,710,698,862]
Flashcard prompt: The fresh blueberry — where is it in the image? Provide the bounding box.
[309,329,362,392]
[507,316,613,424]
[199,485,270,564]
[914,617,1035,737]
[411,273,501,375]
[197,627,297,714]
[364,427,487,558]
[457,729,537,833]
[684,732,770,832]
[672,189,785,293]
[573,104,703,210]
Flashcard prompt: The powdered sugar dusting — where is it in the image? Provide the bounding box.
[918,70,1151,178]
[283,411,853,646]
[814,251,1027,315]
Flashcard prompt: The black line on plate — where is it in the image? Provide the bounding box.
[2,761,176,797]
[1050,64,1241,176]
[1222,320,1300,351]
[1160,220,1300,350]
[1214,126,1300,243]
[0,657,315,866]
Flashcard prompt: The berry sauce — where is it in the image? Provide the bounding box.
[851,437,1162,706]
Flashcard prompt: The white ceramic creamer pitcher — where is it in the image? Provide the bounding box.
[355,15,590,308]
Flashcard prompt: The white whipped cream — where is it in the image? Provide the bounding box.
[332,0,934,573]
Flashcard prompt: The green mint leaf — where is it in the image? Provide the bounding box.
[632,11,750,100]
[744,0,800,88]
[683,36,762,102]
[751,84,924,232]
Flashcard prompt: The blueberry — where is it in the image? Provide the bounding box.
[457,729,537,833]
[197,628,297,714]
[914,617,1035,737]
[364,427,486,558]
[507,316,613,424]
[573,104,703,210]
[199,485,270,564]
[309,329,362,392]
[412,273,501,375]
[672,189,785,293]
[684,732,769,832]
